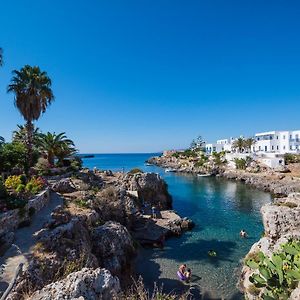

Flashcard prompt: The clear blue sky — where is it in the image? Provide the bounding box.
[1,1,300,153]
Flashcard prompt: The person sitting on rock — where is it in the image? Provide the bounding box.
[179,264,187,276]
[240,229,247,238]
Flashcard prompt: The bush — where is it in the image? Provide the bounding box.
[35,157,51,176]
[128,168,144,174]
[16,184,26,194]
[25,176,46,194]
[0,142,27,172]
[5,175,23,190]
[234,158,247,170]
[284,153,300,164]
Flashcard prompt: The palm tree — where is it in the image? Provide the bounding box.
[12,124,41,148]
[232,137,245,153]
[7,65,54,167]
[39,132,75,166]
[244,138,256,153]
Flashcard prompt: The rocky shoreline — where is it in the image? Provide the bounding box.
[147,155,300,197]
[0,169,194,299]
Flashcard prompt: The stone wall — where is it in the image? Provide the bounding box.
[0,188,50,235]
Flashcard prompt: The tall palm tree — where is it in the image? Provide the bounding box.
[244,138,256,153]
[232,137,245,153]
[7,65,54,167]
[39,132,75,166]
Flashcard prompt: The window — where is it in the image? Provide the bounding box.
[270,136,273,140]
[265,146,267,152]
[290,146,292,150]
[277,146,279,150]
[290,135,292,139]
[272,146,274,150]
[283,135,285,139]
[277,136,279,139]
[283,146,286,150]
[259,146,261,151]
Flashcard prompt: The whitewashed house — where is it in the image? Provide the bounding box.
[253,130,300,154]
[206,138,234,154]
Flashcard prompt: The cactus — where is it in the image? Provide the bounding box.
[245,240,300,299]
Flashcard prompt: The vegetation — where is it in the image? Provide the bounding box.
[128,168,144,174]
[245,240,300,299]
[122,277,190,300]
[194,154,208,167]
[0,142,27,172]
[7,65,54,168]
[234,158,247,170]
[232,137,256,153]
[212,151,227,166]
[38,132,76,166]
[190,135,206,152]
[284,153,300,164]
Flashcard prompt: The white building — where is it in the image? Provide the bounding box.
[206,138,234,154]
[254,130,300,154]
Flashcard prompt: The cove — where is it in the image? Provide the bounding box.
[82,154,272,299]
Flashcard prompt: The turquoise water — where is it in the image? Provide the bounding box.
[82,154,272,299]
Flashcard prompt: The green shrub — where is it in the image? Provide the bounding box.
[245,240,300,299]
[234,158,247,170]
[75,199,89,208]
[128,168,144,174]
[284,153,300,164]
[16,184,26,194]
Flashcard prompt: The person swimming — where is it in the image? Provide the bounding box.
[240,229,247,238]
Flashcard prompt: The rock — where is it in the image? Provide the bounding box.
[29,268,120,300]
[262,194,300,239]
[92,221,135,276]
[52,178,77,194]
[123,172,172,209]
[0,231,14,256]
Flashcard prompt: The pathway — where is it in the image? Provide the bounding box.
[0,192,63,296]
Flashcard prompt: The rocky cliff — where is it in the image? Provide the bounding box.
[240,193,300,299]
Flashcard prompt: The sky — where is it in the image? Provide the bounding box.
[0,1,300,153]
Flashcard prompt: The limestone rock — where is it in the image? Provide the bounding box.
[52,178,77,194]
[29,268,120,300]
[92,221,135,275]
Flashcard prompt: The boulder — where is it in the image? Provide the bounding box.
[123,172,172,209]
[29,268,120,300]
[52,178,77,194]
[92,221,135,276]
[0,231,14,256]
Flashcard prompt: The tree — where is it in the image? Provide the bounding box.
[232,137,245,153]
[39,132,75,166]
[244,138,256,153]
[190,135,206,151]
[0,142,27,172]
[12,124,41,149]
[7,65,54,168]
